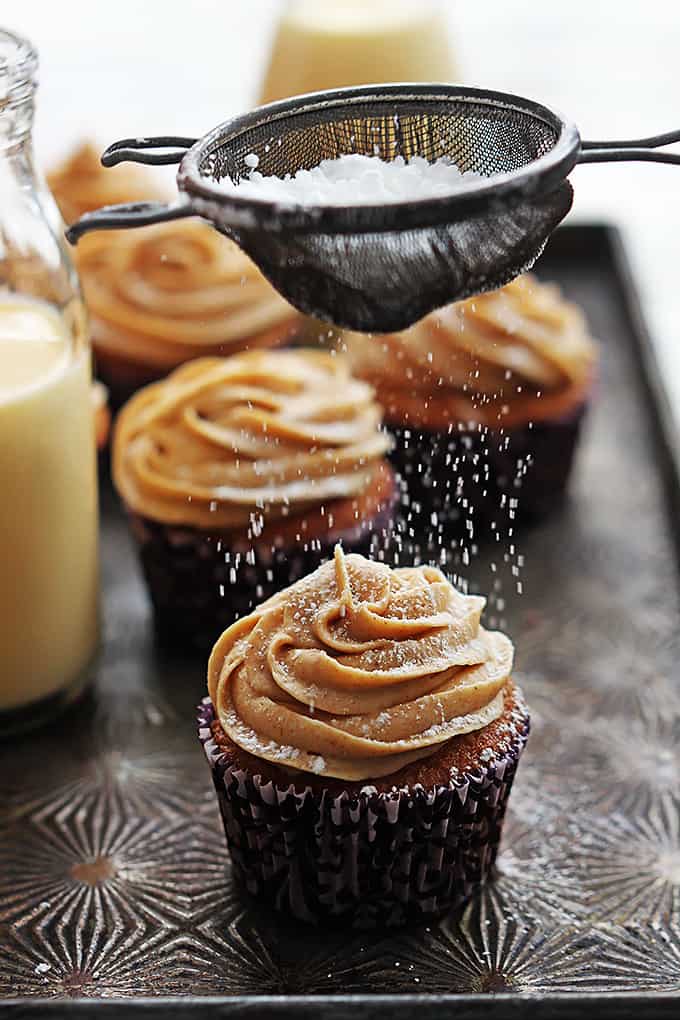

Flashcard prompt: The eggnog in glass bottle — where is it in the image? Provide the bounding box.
[259,0,456,105]
[0,29,99,736]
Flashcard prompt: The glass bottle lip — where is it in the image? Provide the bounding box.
[0,28,38,107]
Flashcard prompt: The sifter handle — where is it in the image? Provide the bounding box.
[65,201,194,245]
[578,128,680,165]
[101,136,197,167]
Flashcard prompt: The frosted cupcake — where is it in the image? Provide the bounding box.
[91,381,110,452]
[75,221,302,405]
[114,350,396,649]
[49,145,300,405]
[47,141,167,225]
[342,275,597,539]
[199,546,529,926]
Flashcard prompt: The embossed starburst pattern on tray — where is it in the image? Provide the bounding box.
[2,231,680,1001]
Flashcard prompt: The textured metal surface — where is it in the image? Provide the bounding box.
[2,225,680,1011]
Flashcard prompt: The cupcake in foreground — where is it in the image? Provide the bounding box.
[114,350,396,649]
[75,220,302,405]
[342,274,597,541]
[199,546,529,926]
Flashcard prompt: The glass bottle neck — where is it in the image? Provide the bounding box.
[0,28,87,356]
[0,29,37,152]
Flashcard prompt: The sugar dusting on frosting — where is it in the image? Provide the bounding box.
[208,548,514,782]
[222,692,507,781]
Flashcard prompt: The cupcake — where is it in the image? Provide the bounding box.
[341,274,597,542]
[47,141,168,225]
[198,545,529,927]
[114,350,396,649]
[74,220,302,406]
[91,380,110,452]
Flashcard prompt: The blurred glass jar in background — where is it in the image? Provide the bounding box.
[259,0,456,104]
[0,28,99,737]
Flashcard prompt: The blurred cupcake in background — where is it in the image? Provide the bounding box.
[113,350,396,650]
[47,141,168,225]
[73,222,303,406]
[91,380,110,453]
[341,275,598,548]
[49,145,129,454]
[48,144,302,407]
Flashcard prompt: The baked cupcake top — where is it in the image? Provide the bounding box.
[208,546,513,781]
[48,141,167,224]
[75,220,301,372]
[341,274,597,430]
[114,350,392,530]
[91,381,110,450]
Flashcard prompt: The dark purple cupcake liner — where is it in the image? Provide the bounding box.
[128,484,397,651]
[197,696,529,928]
[392,398,589,543]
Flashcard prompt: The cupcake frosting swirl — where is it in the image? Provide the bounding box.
[342,274,597,429]
[75,220,300,370]
[114,350,391,530]
[208,547,513,780]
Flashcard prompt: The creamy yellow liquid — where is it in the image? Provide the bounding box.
[0,297,99,713]
[259,0,456,104]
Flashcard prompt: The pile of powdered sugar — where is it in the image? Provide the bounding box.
[217,153,484,206]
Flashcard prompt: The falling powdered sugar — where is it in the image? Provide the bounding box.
[217,153,485,207]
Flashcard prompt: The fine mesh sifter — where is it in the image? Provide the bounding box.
[66,84,680,332]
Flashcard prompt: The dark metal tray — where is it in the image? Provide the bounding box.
[3,224,680,1019]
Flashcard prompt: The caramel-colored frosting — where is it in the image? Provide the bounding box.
[342,275,597,430]
[114,350,392,530]
[74,219,300,371]
[47,142,167,224]
[91,380,110,450]
[208,546,513,781]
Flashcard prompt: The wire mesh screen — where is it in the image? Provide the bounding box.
[211,184,572,331]
[198,98,560,185]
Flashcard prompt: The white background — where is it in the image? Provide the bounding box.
[6,0,680,425]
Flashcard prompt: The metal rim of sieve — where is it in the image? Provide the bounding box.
[64,83,594,244]
[174,83,582,234]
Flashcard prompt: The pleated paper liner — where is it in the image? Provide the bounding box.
[390,397,589,549]
[197,687,530,928]
[127,464,398,652]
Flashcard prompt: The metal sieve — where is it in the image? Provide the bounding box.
[65,84,680,332]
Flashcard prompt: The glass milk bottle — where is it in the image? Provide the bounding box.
[259,0,457,105]
[0,29,99,736]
